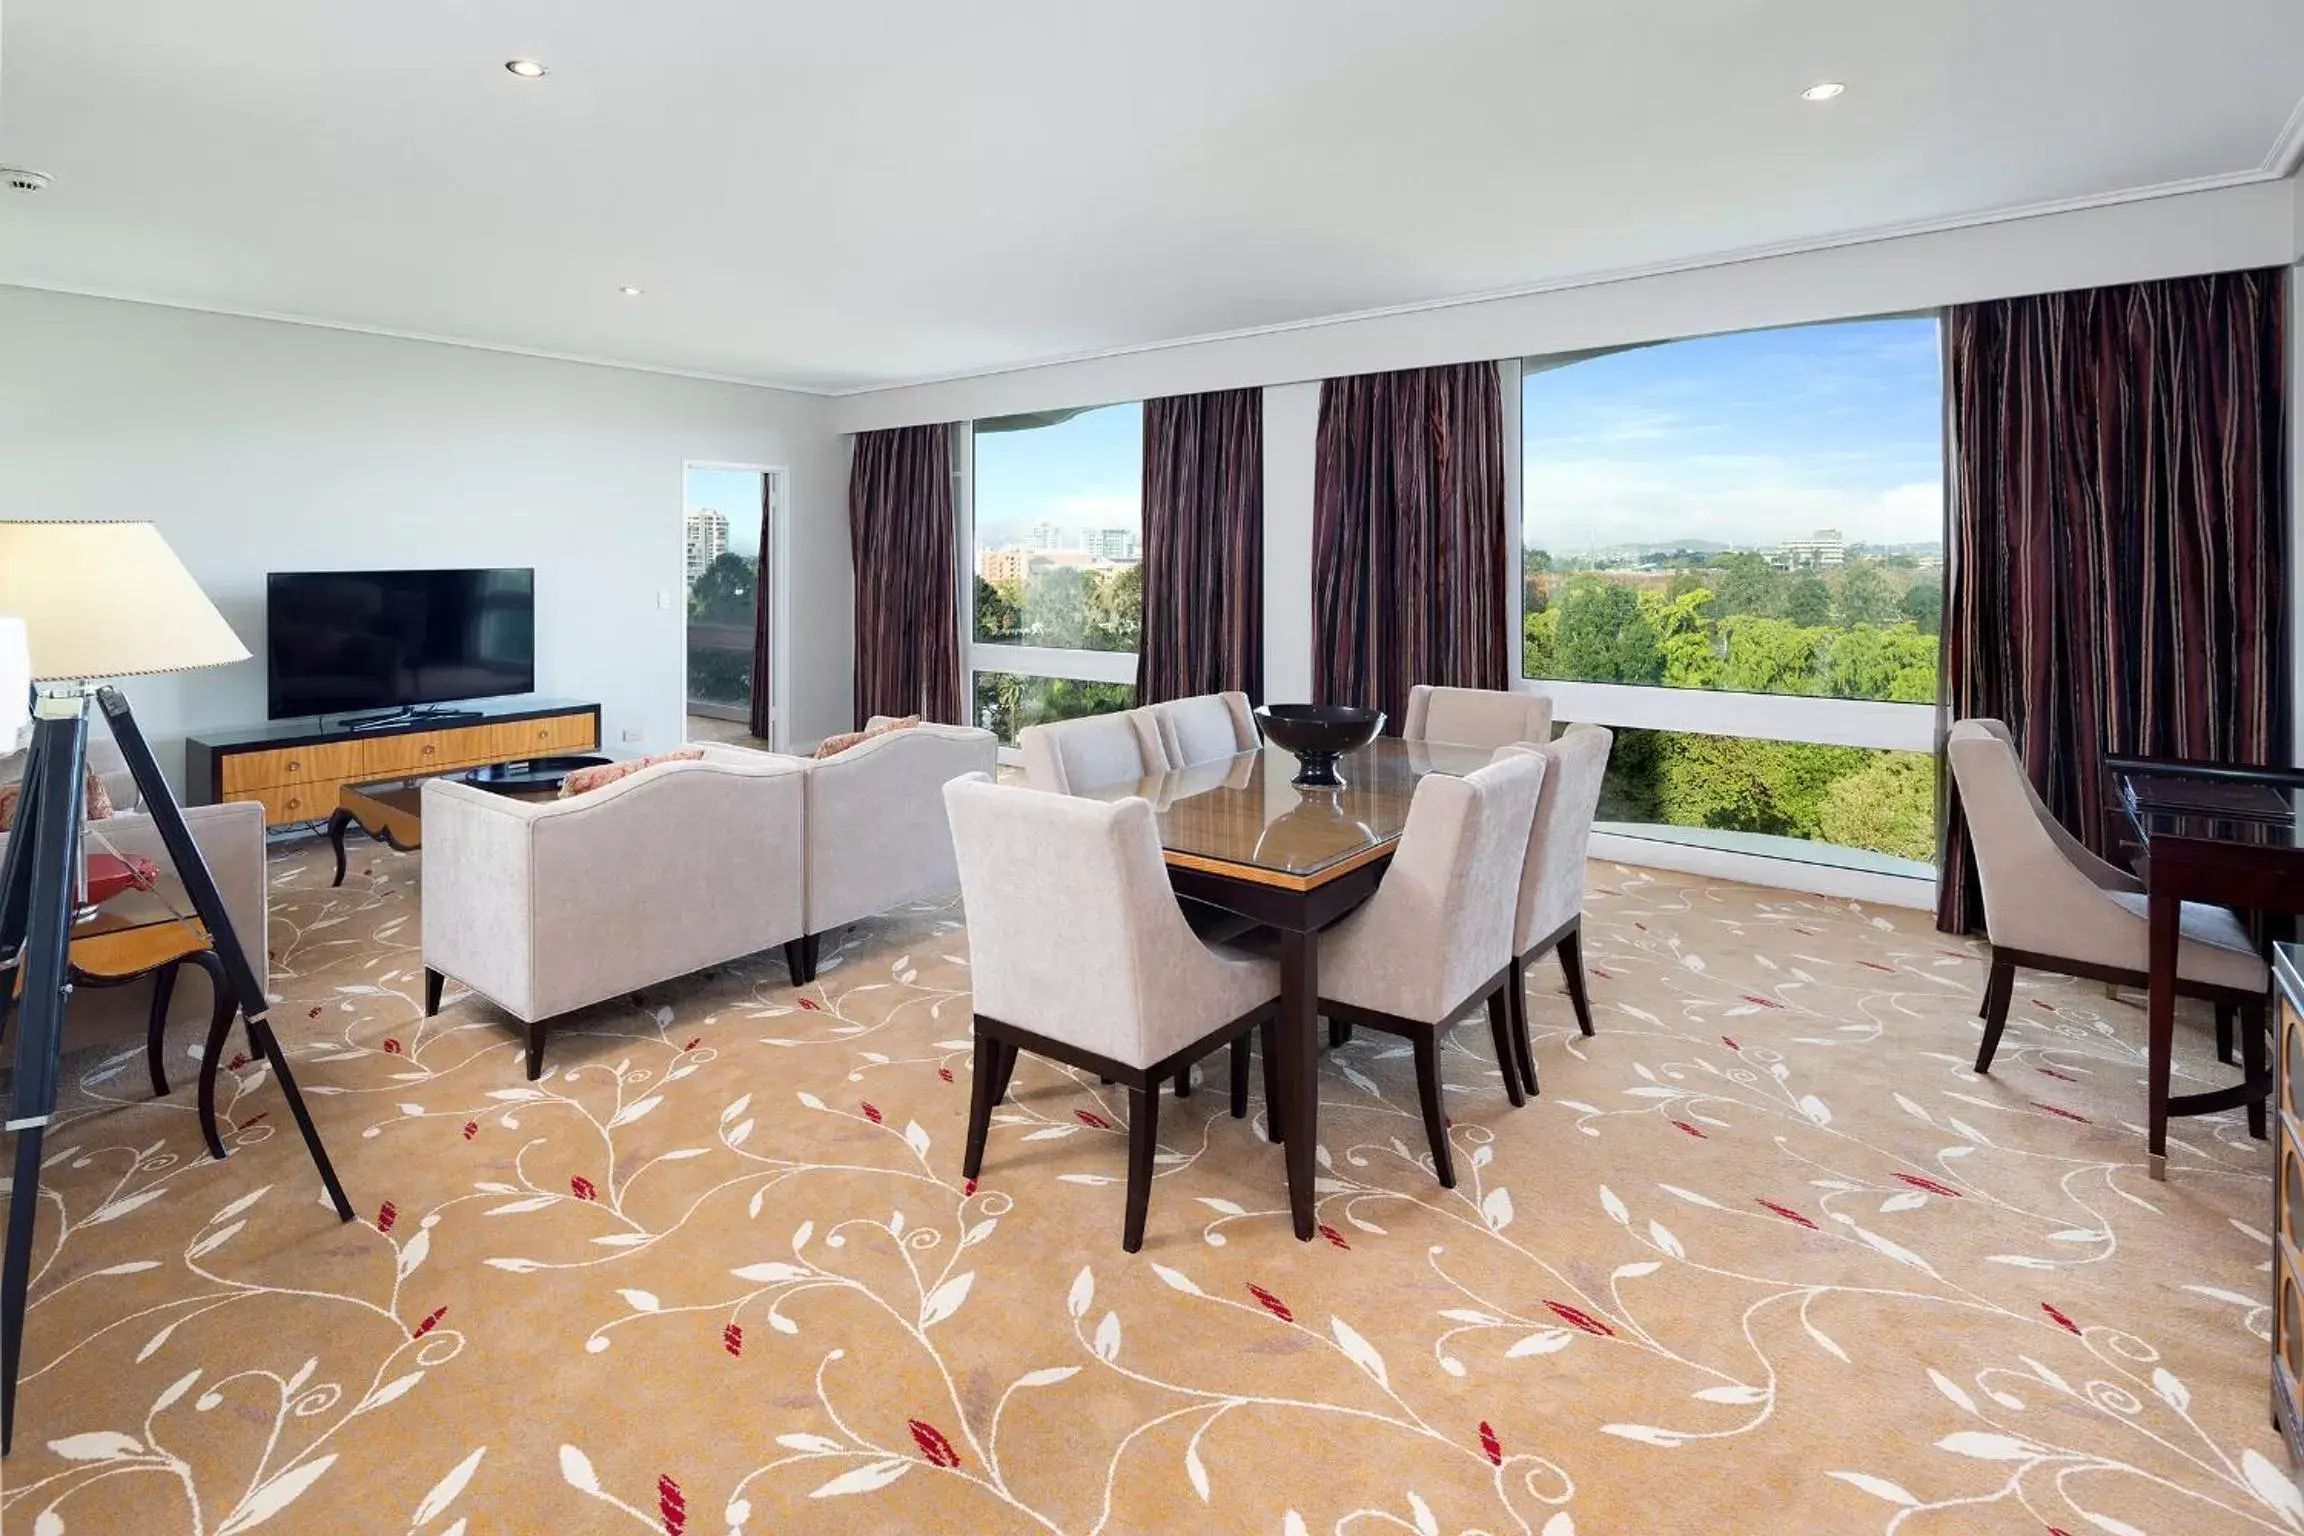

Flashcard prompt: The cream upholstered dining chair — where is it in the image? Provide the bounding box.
[1019,709,1166,794]
[1403,685,1554,751]
[1314,755,1545,1187]
[1135,691,1259,771]
[1492,725,1614,1092]
[944,774,1280,1251]
[1946,719,2268,1136]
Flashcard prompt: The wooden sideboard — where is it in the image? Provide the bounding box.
[186,696,601,827]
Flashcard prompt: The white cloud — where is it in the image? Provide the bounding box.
[1524,455,1942,551]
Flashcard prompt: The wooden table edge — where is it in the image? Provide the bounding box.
[1163,838,1396,892]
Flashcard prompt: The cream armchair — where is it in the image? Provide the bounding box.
[421,750,807,1078]
[727,721,997,981]
[1403,685,1553,751]
[1020,711,1166,794]
[1,739,266,1056]
[1135,691,1258,771]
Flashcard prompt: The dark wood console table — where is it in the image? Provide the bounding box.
[185,696,600,828]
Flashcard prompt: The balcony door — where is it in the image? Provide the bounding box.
[684,464,779,747]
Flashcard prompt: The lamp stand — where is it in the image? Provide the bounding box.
[0,684,353,1454]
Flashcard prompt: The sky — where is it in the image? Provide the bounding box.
[972,403,1142,549]
[685,465,768,562]
[1523,315,1944,553]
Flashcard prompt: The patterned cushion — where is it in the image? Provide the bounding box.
[814,714,921,761]
[555,748,705,799]
[0,766,115,832]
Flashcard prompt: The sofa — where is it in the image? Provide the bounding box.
[0,736,269,1057]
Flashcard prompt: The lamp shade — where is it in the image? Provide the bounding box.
[0,521,250,682]
[0,616,28,745]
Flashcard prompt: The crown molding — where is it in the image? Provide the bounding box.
[826,165,2290,399]
[2265,90,2304,177]
[0,279,844,397]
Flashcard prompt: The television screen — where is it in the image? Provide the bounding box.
[267,568,536,719]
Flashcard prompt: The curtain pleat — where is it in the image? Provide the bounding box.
[1311,362,1509,729]
[1136,389,1263,705]
[848,425,962,729]
[1937,269,2288,933]
[747,473,775,741]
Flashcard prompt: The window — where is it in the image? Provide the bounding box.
[684,465,771,744]
[967,404,1142,743]
[1520,317,1944,874]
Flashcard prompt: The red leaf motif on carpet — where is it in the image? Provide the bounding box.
[227,1053,249,1072]
[1075,1109,1110,1130]
[1319,1224,1350,1250]
[306,1006,321,1018]
[461,1121,477,1141]
[411,1305,447,1339]
[1590,967,1612,980]
[2033,998,2058,1011]
[797,997,822,1012]
[375,1201,397,1234]
[908,1419,962,1468]
[1739,994,1784,1010]
[939,1068,954,1083]
[1895,1174,1961,1198]
[1478,1421,1502,1466]
[658,1473,686,1535]
[383,1038,403,1054]
[1721,1036,1740,1051]
[1757,1199,1819,1230]
[1248,1284,1294,1323]
[1672,1121,1707,1139]
[570,1176,598,1201]
[861,1102,883,1124]
[722,1323,742,1357]
[2043,1302,2081,1335]
[1545,1301,1612,1336]
[2037,1066,2077,1082]
[963,1178,977,1197]
[684,1036,701,1051]
[2032,1103,2090,1124]
[1858,960,1897,973]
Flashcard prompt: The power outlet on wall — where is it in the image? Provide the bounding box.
[621,728,644,743]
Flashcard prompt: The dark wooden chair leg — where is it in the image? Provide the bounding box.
[1328,1018,1352,1048]
[193,953,234,1160]
[2216,1003,2237,1066]
[1411,1030,1455,1188]
[1174,1067,1192,1098]
[1487,989,1526,1107]
[1260,1019,1284,1143]
[1507,954,1539,1095]
[1122,1082,1159,1253]
[963,1033,1000,1180]
[782,938,812,986]
[991,1040,1018,1103]
[1229,1033,1249,1118]
[1974,954,2016,1073]
[2244,999,2269,1141]
[146,960,180,1097]
[525,1023,547,1081]
[423,967,444,1017]
[1559,927,1595,1036]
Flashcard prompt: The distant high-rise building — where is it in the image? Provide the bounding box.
[979,548,1031,586]
[1025,521,1065,551]
[685,507,730,581]
[1080,526,1140,560]
[1772,528,1846,571]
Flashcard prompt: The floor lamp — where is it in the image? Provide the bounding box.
[0,521,354,1455]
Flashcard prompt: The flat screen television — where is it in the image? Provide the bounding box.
[267,568,536,720]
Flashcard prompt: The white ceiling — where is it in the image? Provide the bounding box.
[3,1,2300,395]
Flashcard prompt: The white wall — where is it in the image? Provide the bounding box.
[833,178,2301,430]
[0,286,852,789]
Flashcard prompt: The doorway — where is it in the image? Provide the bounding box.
[683,464,780,748]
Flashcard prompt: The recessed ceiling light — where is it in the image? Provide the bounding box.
[505,59,548,79]
[1800,81,1845,102]
[618,285,644,297]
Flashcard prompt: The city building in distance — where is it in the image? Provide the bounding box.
[684,506,729,580]
[1772,528,1846,571]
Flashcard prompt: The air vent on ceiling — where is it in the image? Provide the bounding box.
[2,167,53,195]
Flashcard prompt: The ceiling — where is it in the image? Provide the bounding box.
[3,1,2300,395]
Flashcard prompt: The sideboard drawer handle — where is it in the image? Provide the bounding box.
[422,745,436,756]
[286,759,300,772]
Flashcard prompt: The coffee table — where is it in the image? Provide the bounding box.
[328,755,611,886]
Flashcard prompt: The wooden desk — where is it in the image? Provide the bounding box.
[1074,738,1494,1240]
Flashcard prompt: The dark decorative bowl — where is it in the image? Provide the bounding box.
[1254,704,1384,788]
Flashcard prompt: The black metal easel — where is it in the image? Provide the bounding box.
[0,685,354,1453]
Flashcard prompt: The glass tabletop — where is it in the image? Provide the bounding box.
[2113,757,2304,849]
[1072,737,1499,885]
[70,842,200,943]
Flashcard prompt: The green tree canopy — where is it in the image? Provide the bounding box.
[1711,554,1785,618]
[1785,575,1832,627]
[1900,581,1943,635]
[688,552,757,625]
[1834,561,1902,626]
[1553,578,1662,684]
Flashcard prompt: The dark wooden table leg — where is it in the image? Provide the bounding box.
[145,960,179,1097]
[326,809,353,888]
[190,951,233,1160]
[1279,927,1320,1241]
[2147,887,2179,1180]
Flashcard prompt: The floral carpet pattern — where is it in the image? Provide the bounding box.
[1,842,2296,1534]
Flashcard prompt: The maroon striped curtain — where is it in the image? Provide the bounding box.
[1137,389,1263,705]
[1312,362,1509,728]
[849,425,962,729]
[746,473,775,740]
[1937,269,2288,934]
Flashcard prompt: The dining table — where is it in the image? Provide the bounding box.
[2107,754,2304,1176]
[1071,734,1497,1240]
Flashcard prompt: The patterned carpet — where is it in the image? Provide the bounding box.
[1,840,2296,1535]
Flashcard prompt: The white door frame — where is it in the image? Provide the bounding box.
[682,461,791,752]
